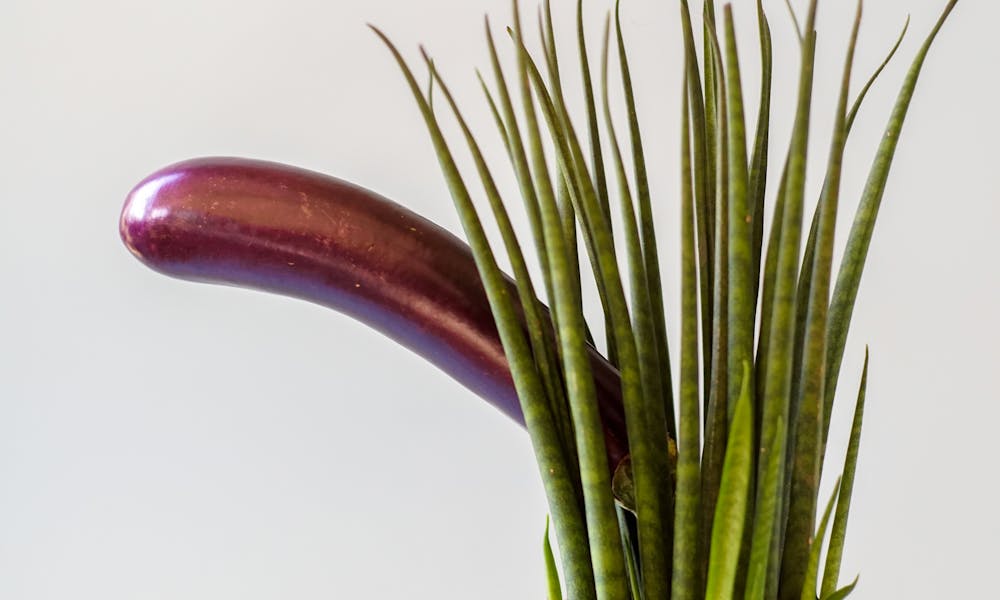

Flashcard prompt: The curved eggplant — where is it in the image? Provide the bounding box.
[120,157,628,467]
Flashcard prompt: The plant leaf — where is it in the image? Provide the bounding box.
[512,24,674,600]
[825,0,959,439]
[616,507,643,600]
[743,416,786,600]
[751,0,819,594]
[781,2,861,593]
[427,49,584,507]
[539,1,617,363]
[678,0,714,400]
[798,477,842,600]
[577,0,612,223]
[748,0,773,319]
[700,16,729,584]
[821,351,868,596]
[704,362,754,600]
[674,67,703,600]
[544,517,564,600]
[615,0,676,438]
[822,575,859,600]
[482,19,580,481]
[372,26,598,600]
[846,18,910,133]
[723,4,752,431]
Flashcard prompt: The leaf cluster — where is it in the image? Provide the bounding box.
[374,0,957,597]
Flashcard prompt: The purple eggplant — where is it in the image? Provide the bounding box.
[120,157,628,467]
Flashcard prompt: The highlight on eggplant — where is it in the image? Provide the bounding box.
[119,156,628,468]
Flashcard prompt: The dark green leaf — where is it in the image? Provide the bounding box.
[674,69,703,600]
[615,0,676,438]
[700,18,729,583]
[749,0,773,317]
[678,0,714,399]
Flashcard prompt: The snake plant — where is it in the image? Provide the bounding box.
[370,1,957,598]
[121,0,958,597]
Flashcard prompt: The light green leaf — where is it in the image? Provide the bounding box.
[822,575,859,600]
[544,517,564,600]
[705,362,754,600]
[743,417,786,600]
[799,477,842,600]
[821,351,869,596]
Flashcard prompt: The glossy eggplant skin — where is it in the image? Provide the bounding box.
[120,157,628,467]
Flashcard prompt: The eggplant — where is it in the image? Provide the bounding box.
[120,157,628,467]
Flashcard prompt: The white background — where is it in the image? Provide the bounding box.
[0,0,996,598]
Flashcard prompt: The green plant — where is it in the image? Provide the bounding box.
[372,0,958,598]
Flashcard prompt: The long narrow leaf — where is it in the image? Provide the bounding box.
[825,0,959,441]
[544,517,564,600]
[700,17,729,584]
[604,13,672,473]
[426,51,583,506]
[540,1,617,362]
[616,508,643,600]
[846,18,911,133]
[750,0,819,592]
[577,0,612,223]
[704,362,754,600]
[515,27,673,600]
[600,15,670,511]
[615,0,676,438]
[484,20,552,305]
[748,0,773,318]
[821,351,869,596]
[512,0,567,305]
[515,25,636,598]
[674,69,704,600]
[799,478,842,600]
[372,27,597,600]
[482,21,579,479]
[679,0,714,399]
[822,576,859,600]
[781,3,862,593]
[723,4,752,428]
[744,417,786,600]
[703,0,719,275]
